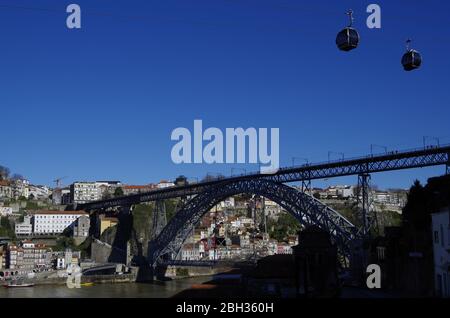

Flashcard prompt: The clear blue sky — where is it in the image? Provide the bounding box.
[0,0,449,189]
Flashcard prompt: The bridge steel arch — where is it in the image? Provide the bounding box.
[148,179,358,266]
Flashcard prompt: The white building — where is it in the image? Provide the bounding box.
[0,207,13,217]
[264,199,282,217]
[15,215,33,236]
[157,180,175,189]
[33,210,88,235]
[28,185,51,200]
[432,207,450,298]
[337,185,354,198]
[52,187,70,205]
[373,190,407,207]
[320,185,354,199]
[70,182,102,204]
[276,243,293,255]
[0,180,12,199]
[11,179,30,199]
[214,197,235,211]
[70,181,121,204]
[181,243,201,261]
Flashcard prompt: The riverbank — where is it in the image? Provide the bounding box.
[0,276,213,298]
[2,272,137,287]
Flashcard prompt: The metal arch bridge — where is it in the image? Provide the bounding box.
[73,145,450,266]
[77,145,450,211]
[147,178,357,265]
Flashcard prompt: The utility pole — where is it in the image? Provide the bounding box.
[263,197,267,236]
[213,205,217,262]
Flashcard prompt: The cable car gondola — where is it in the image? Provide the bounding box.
[336,9,360,52]
[401,39,422,71]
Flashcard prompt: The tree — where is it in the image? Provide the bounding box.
[267,213,301,242]
[114,187,124,197]
[0,217,16,239]
[102,192,112,200]
[402,180,428,230]
[0,165,10,181]
[11,173,25,181]
[55,237,76,251]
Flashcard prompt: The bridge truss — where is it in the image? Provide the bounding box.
[77,145,450,211]
[148,179,357,266]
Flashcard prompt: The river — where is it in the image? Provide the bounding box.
[0,276,212,298]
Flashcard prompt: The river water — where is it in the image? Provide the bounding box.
[0,276,212,298]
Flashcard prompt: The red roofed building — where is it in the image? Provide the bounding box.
[122,184,156,196]
[6,241,52,271]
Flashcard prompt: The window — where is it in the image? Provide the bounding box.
[441,225,445,247]
[444,273,448,297]
[434,231,439,244]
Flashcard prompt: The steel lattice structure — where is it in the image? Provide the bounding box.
[147,179,357,266]
[73,145,450,270]
[77,145,450,211]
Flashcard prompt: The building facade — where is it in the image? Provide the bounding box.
[99,216,118,235]
[11,179,30,199]
[70,181,121,204]
[28,185,51,200]
[432,207,450,298]
[15,215,33,236]
[7,241,52,271]
[73,215,90,238]
[122,184,155,196]
[0,180,12,199]
[0,207,13,217]
[33,210,88,235]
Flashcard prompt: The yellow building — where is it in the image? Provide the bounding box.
[100,216,118,235]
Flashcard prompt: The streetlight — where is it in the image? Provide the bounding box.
[206,172,223,181]
[328,151,344,162]
[292,157,309,167]
[370,144,388,155]
[188,177,199,184]
[423,136,440,148]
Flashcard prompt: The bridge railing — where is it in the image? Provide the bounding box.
[76,143,450,210]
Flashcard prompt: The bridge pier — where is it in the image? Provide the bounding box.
[356,173,378,236]
[137,200,169,282]
[89,212,101,239]
[108,205,133,265]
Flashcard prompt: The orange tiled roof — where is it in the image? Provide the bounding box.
[33,210,87,215]
[123,185,153,190]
